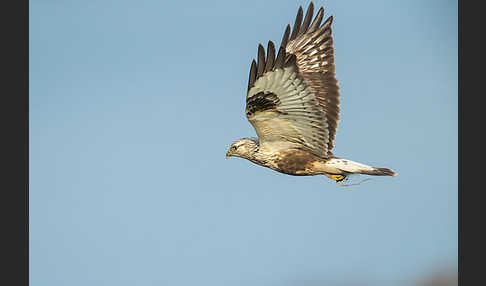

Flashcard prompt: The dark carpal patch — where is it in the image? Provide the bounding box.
[246,92,280,117]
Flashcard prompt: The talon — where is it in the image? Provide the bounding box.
[331,174,346,182]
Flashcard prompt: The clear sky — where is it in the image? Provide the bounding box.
[30,0,457,285]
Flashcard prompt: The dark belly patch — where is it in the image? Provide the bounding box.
[274,149,320,176]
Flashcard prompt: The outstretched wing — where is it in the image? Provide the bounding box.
[284,3,340,151]
[245,2,340,157]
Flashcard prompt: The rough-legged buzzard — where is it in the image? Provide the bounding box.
[226,2,397,183]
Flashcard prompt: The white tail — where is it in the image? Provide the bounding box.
[326,158,397,177]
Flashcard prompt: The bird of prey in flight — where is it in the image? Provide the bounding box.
[226,2,397,183]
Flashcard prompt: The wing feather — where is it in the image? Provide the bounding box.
[280,24,291,49]
[264,41,276,73]
[274,46,286,70]
[285,5,340,151]
[256,44,266,77]
[290,6,303,41]
[248,60,257,93]
[300,2,314,36]
[309,7,324,33]
[245,2,340,156]
[246,62,329,157]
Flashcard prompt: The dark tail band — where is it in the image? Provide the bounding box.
[363,167,397,177]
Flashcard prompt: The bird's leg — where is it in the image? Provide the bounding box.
[324,173,346,182]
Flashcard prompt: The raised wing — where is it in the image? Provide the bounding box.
[245,2,340,157]
[284,2,340,151]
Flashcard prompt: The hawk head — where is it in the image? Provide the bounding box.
[226,138,258,160]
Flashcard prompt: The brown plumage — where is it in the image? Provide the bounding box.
[226,2,397,184]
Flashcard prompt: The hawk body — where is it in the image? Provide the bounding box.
[226,2,397,183]
[228,138,335,176]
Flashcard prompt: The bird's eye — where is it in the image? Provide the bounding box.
[231,146,237,151]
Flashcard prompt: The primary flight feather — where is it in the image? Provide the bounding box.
[226,2,397,183]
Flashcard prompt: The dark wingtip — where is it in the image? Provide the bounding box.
[248,59,257,92]
[281,24,291,48]
[274,46,286,69]
[290,6,303,41]
[300,2,314,35]
[308,7,324,33]
[264,41,276,72]
[256,44,266,77]
[323,15,334,27]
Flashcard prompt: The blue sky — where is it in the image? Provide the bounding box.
[30,0,457,285]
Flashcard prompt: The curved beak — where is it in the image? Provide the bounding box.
[225,151,231,159]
